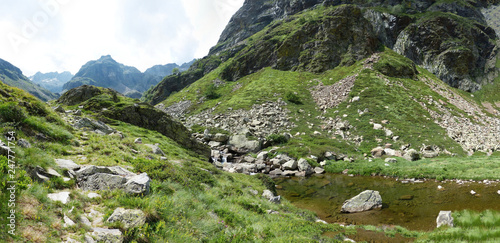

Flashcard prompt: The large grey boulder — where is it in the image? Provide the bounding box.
[341,190,382,213]
[79,173,128,191]
[106,208,146,230]
[86,228,123,243]
[297,158,314,175]
[228,134,261,153]
[436,211,454,228]
[76,165,151,195]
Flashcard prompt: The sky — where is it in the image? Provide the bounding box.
[0,0,244,76]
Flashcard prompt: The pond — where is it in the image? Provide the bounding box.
[275,173,500,231]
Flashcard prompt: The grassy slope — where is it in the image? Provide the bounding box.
[0,72,57,102]
[0,83,346,242]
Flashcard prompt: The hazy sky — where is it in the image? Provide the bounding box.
[0,0,244,76]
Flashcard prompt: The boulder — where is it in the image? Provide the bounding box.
[80,215,92,227]
[75,118,115,134]
[134,138,142,144]
[212,133,229,143]
[436,211,454,228]
[55,105,66,113]
[269,196,281,204]
[106,208,146,230]
[123,173,151,195]
[341,190,382,213]
[17,139,31,148]
[257,151,269,161]
[297,158,313,175]
[371,147,385,158]
[145,144,165,156]
[314,167,325,174]
[403,149,420,161]
[76,165,151,195]
[262,190,275,200]
[47,191,71,204]
[63,214,76,227]
[55,159,81,171]
[228,134,261,153]
[282,160,298,170]
[385,158,397,163]
[324,152,336,160]
[373,123,383,130]
[86,228,123,243]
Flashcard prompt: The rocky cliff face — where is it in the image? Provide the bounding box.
[147,0,500,105]
[0,58,58,101]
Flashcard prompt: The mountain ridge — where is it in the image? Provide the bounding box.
[0,58,58,101]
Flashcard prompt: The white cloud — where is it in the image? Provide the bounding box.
[0,0,244,76]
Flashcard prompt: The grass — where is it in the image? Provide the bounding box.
[417,210,500,242]
[325,155,500,180]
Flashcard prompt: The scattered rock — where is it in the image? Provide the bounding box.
[282,160,298,170]
[385,158,397,163]
[373,123,383,130]
[436,211,454,228]
[55,105,66,113]
[269,196,281,204]
[256,151,269,161]
[86,228,123,243]
[262,190,275,200]
[228,134,261,153]
[74,110,82,116]
[87,192,101,199]
[76,165,151,195]
[403,149,420,161]
[314,167,325,174]
[371,147,385,158]
[324,151,336,160]
[297,158,314,175]
[123,173,151,195]
[212,133,229,143]
[341,190,382,213]
[17,139,31,148]
[80,215,92,227]
[470,190,476,195]
[64,214,76,227]
[47,191,71,204]
[55,159,81,171]
[74,117,115,135]
[134,138,142,144]
[106,208,146,230]
[145,144,165,156]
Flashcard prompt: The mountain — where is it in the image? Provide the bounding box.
[144,0,500,105]
[139,59,195,93]
[30,71,73,93]
[0,58,58,101]
[63,55,195,99]
[150,1,500,158]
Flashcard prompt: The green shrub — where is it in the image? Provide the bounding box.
[266,134,289,145]
[0,102,27,123]
[284,91,302,105]
[204,84,220,100]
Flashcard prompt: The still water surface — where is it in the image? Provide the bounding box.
[275,173,500,231]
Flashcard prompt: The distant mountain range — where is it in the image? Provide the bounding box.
[62,55,194,98]
[0,58,58,101]
[30,71,74,94]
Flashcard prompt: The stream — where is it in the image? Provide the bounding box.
[275,173,500,231]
